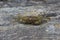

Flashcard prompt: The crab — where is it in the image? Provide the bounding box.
[13,9,50,25]
[19,16,43,25]
[13,13,50,25]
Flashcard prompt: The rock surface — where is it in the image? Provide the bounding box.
[0,0,60,40]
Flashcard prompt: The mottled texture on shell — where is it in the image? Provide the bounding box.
[13,11,51,25]
[14,14,48,25]
[20,16,43,25]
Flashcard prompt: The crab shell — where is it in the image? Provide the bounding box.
[19,16,44,25]
[14,9,48,25]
